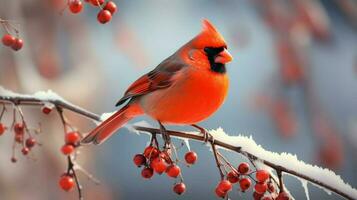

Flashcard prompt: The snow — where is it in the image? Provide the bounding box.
[0,86,86,116]
[207,127,357,199]
[132,125,357,199]
[2,87,357,199]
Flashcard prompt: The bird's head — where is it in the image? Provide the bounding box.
[181,19,233,74]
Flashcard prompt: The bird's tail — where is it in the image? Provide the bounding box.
[81,103,143,145]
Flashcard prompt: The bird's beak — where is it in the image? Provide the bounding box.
[214,49,233,64]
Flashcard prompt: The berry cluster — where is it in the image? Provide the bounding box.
[11,122,39,162]
[133,143,198,195]
[61,131,81,156]
[1,34,23,51]
[215,162,291,200]
[67,0,117,24]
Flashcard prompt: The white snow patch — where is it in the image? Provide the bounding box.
[205,127,357,199]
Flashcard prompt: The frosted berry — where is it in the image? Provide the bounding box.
[141,167,154,179]
[215,187,227,198]
[217,180,232,192]
[2,34,15,46]
[256,170,270,183]
[184,151,197,164]
[133,154,146,167]
[90,0,104,6]
[143,146,159,159]
[11,38,23,51]
[253,192,264,200]
[61,144,74,155]
[21,147,30,155]
[239,178,251,191]
[59,175,75,191]
[166,164,181,178]
[65,131,81,145]
[227,171,239,183]
[42,106,52,114]
[150,157,167,174]
[69,0,83,14]
[14,123,24,135]
[267,182,275,192]
[262,196,273,200]
[238,162,249,174]
[173,183,186,195]
[25,138,36,148]
[11,157,17,163]
[104,1,117,14]
[15,135,24,143]
[0,123,6,135]
[276,191,290,200]
[97,10,112,24]
[254,182,268,194]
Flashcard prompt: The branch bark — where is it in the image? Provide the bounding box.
[0,92,356,200]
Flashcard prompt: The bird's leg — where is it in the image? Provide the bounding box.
[191,124,212,143]
[158,121,171,149]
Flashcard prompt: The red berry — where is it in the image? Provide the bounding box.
[0,123,6,135]
[15,135,24,143]
[143,146,160,159]
[253,191,264,200]
[11,157,17,163]
[217,180,232,192]
[262,196,273,200]
[2,34,15,46]
[59,175,75,191]
[97,10,112,24]
[184,151,197,164]
[104,1,117,14]
[150,157,167,174]
[256,170,270,183]
[133,154,146,167]
[267,182,275,192]
[25,138,36,148]
[11,38,23,51]
[254,182,268,194]
[141,167,154,179]
[166,164,181,178]
[173,182,186,195]
[21,147,30,155]
[227,171,239,183]
[238,162,250,174]
[159,151,172,164]
[65,131,81,145]
[215,187,227,198]
[90,0,104,6]
[276,191,290,200]
[69,0,83,14]
[239,178,251,191]
[14,123,24,135]
[61,144,74,155]
[42,106,52,114]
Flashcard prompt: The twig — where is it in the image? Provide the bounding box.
[134,126,356,200]
[0,91,356,200]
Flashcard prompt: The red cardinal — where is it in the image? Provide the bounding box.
[82,19,233,145]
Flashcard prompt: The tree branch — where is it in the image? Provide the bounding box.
[133,126,356,200]
[1,88,356,200]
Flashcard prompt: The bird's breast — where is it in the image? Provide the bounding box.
[140,68,229,124]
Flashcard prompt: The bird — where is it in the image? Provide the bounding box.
[82,19,233,145]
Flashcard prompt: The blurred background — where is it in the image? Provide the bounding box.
[0,0,356,199]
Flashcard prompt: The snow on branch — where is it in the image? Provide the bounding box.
[0,86,357,200]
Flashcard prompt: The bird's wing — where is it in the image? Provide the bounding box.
[115,56,186,106]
